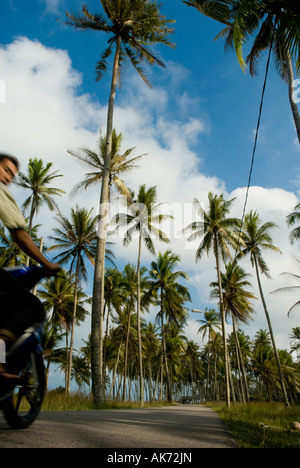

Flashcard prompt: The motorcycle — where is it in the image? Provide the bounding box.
[0,266,47,429]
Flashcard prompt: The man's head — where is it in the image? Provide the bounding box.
[0,153,19,185]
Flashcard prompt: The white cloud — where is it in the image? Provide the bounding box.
[229,186,300,349]
[44,0,61,14]
[0,37,299,354]
[0,37,105,216]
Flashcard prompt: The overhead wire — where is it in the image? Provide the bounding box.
[234,19,277,260]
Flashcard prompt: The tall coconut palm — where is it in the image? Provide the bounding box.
[165,322,187,397]
[48,206,113,394]
[17,158,65,236]
[39,269,90,390]
[117,264,138,400]
[184,340,202,402]
[65,0,175,405]
[117,263,149,401]
[197,308,221,400]
[209,331,224,401]
[114,185,172,405]
[148,250,191,402]
[68,128,146,200]
[184,0,300,143]
[239,210,290,407]
[107,315,127,399]
[251,330,283,402]
[103,267,123,378]
[142,321,160,401]
[210,262,256,402]
[184,192,241,407]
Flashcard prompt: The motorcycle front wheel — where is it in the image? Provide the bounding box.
[2,352,46,429]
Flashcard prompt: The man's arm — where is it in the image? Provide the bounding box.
[10,229,60,276]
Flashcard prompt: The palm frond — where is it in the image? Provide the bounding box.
[96,42,115,81]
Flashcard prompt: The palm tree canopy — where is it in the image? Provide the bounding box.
[118,262,150,307]
[239,210,281,277]
[149,250,190,287]
[17,158,65,216]
[210,262,257,323]
[104,267,124,314]
[65,0,175,86]
[39,269,90,328]
[184,192,241,262]
[197,308,221,339]
[114,184,172,255]
[148,250,191,326]
[184,0,300,74]
[68,128,146,198]
[48,205,115,281]
[254,328,272,348]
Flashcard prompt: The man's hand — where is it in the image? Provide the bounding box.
[43,263,61,278]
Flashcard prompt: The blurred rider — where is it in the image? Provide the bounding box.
[0,153,60,380]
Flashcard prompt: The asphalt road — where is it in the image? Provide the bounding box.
[0,405,237,449]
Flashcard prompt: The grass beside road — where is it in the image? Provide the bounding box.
[38,390,172,411]
[209,402,300,448]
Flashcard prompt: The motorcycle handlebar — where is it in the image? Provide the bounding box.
[4,266,55,290]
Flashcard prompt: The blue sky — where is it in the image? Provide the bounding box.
[1,0,300,388]
[2,0,299,191]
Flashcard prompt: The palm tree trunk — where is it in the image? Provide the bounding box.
[214,356,218,401]
[91,35,121,407]
[254,256,290,408]
[153,351,163,400]
[285,49,300,145]
[25,199,36,266]
[160,361,164,401]
[66,257,80,394]
[160,288,172,402]
[206,329,211,401]
[122,298,133,401]
[214,234,231,407]
[232,317,249,402]
[109,332,124,400]
[136,231,144,406]
[102,302,111,379]
[232,317,245,403]
[228,357,236,403]
[148,362,154,401]
[64,332,69,392]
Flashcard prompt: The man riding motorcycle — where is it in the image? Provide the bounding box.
[0,153,60,380]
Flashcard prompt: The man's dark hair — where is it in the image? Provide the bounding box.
[0,153,20,171]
